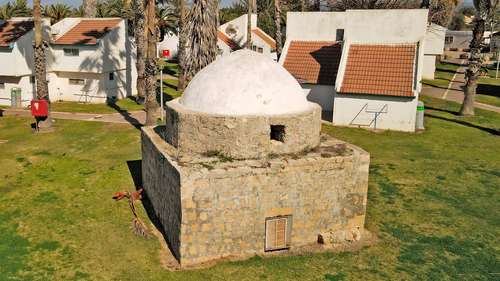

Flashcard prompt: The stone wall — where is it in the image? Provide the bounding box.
[142,127,369,267]
[141,130,182,259]
[164,99,322,161]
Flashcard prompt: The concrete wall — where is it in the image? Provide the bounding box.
[0,75,34,106]
[344,9,428,44]
[142,126,370,267]
[332,94,418,132]
[220,14,257,48]
[302,84,335,112]
[422,55,437,80]
[286,12,345,41]
[424,24,445,55]
[48,69,131,103]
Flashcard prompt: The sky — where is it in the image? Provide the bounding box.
[0,0,239,8]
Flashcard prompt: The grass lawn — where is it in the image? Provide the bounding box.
[0,96,498,280]
[423,62,500,108]
[51,97,144,114]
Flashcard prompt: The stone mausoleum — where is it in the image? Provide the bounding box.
[142,50,370,268]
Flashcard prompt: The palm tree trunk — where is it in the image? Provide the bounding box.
[247,0,252,49]
[83,0,96,17]
[144,0,160,126]
[301,0,306,11]
[33,0,51,128]
[177,0,187,91]
[184,0,218,82]
[134,0,146,101]
[274,0,282,59]
[460,18,485,116]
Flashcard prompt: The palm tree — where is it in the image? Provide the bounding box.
[33,0,50,127]
[157,4,178,39]
[177,0,187,91]
[460,0,499,116]
[184,0,218,82]
[43,3,72,24]
[133,0,146,103]
[83,0,97,17]
[247,0,253,48]
[0,0,31,20]
[144,0,160,125]
[274,0,282,59]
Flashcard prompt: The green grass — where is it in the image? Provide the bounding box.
[423,62,500,108]
[162,78,181,100]
[164,62,179,77]
[0,96,498,280]
[51,97,144,114]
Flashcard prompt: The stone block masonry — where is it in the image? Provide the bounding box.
[142,126,369,267]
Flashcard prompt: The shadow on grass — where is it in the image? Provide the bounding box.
[126,159,180,262]
[477,84,500,97]
[426,113,499,136]
[106,99,143,130]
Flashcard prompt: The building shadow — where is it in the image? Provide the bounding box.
[125,159,180,262]
[425,113,500,136]
[477,84,500,98]
[309,43,342,86]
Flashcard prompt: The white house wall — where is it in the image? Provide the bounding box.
[422,55,437,80]
[48,69,131,103]
[424,24,445,55]
[332,94,418,132]
[286,12,345,41]
[220,14,257,47]
[0,76,34,106]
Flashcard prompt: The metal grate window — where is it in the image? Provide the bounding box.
[265,216,292,251]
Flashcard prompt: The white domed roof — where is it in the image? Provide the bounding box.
[179,49,311,116]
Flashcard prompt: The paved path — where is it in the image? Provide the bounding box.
[1,108,146,127]
[421,60,500,114]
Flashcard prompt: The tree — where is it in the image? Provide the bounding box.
[177,0,188,91]
[43,3,72,24]
[274,0,283,59]
[183,0,218,82]
[247,0,253,48]
[0,0,31,20]
[460,0,499,116]
[448,11,466,30]
[33,0,51,128]
[133,0,146,102]
[428,0,458,26]
[83,0,97,17]
[328,0,419,10]
[143,0,160,125]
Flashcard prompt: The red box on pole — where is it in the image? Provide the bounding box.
[31,99,48,117]
[162,49,170,58]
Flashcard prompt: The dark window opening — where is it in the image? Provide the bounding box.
[270,125,286,142]
[30,76,35,84]
[336,29,344,41]
[109,72,114,80]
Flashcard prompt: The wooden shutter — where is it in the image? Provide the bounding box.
[265,216,291,251]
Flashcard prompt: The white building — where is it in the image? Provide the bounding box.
[444,30,493,50]
[48,18,136,103]
[157,14,277,60]
[0,18,50,106]
[280,10,428,132]
[423,23,446,80]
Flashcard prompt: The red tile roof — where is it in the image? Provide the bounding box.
[252,28,276,49]
[283,41,342,85]
[217,31,240,51]
[0,20,34,47]
[54,19,121,45]
[339,44,416,97]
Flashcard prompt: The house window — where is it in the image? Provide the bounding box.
[445,36,453,44]
[336,29,344,41]
[69,78,85,85]
[252,45,257,51]
[270,125,286,142]
[265,216,292,251]
[30,76,35,84]
[0,82,5,89]
[63,48,79,56]
[257,47,263,53]
[109,72,114,81]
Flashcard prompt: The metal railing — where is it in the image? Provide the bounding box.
[350,103,388,130]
